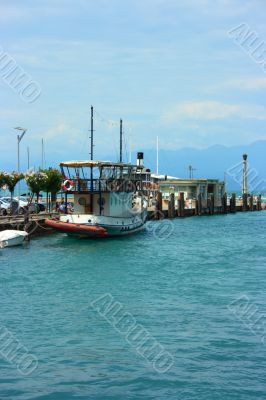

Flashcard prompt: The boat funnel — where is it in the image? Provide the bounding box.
[137,152,144,167]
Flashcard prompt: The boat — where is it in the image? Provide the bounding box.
[45,159,149,238]
[0,230,28,248]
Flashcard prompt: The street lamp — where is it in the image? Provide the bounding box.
[14,127,27,198]
[242,154,248,195]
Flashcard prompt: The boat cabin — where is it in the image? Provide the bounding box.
[60,160,146,217]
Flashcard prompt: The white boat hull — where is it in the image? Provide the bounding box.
[0,230,28,248]
[46,213,147,238]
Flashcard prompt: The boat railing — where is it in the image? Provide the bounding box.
[65,178,144,193]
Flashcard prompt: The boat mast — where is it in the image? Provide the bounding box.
[129,135,132,163]
[120,119,123,163]
[90,106,94,213]
[90,105,94,184]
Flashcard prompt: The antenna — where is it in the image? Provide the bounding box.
[90,106,94,188]
[41,138,44,169]
[156,136,159,175]
[120,119,123,163]
[224,171,227,192]
[188,165,197,179]
[90,106,94,161]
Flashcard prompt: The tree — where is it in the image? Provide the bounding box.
[0,172,5,189]
[2,172,24,195]
[25,171,48,206]
[43,168,62,211]
[2,172,24,214]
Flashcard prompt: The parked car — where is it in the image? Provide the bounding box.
[19,196,46,209]
[26,200,46,213]
[0,199,10,216]
[0,197,11,204]
[1,197,28,215]
[14,196,29,206]
[11,200,28,215]
[37,202,46,212]
[0,196,46,214]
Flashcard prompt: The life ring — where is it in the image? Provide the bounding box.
[62,179,74,191]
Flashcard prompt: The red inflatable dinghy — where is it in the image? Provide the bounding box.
[45,219,108,237]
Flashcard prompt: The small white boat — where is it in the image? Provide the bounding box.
[0,230,28,248]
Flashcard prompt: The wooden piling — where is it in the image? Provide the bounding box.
[242,193,248,212]
[23,213,29,232]
[178,192,185,217]
[209,194,214,215]
[178,195,181,217]
[156,192,163,220]
[168,193,175,219]
[222,192,227,214]
[195,199,198,215]
[180,192,185,217]
[249,195,254,211]
[230,193,236,213]
[197,193,202,216]
[257,194,262,211]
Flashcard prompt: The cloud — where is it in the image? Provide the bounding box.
[0,5,28,21]
[163,101,266,123]
[0,108,24,119]
[206,77,266,94]
[35,122,81,144]
[0,2,75,22]
[172,0,264,18]
[225,77,266,90]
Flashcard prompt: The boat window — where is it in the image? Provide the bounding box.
[78,197,86,206]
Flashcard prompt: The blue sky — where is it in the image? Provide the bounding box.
[0,0,266,171]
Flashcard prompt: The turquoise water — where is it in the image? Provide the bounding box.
[1,212,266,399]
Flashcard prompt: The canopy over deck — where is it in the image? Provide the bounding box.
[60,160,143,169]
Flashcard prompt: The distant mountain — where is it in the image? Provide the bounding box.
[2,140,265,193]
[133,140,266,192]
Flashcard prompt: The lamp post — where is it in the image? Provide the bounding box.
[242,154,248,195]
[27,146,30,170]
[14,127,27,198]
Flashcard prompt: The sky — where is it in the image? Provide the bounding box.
[0,0,266,171]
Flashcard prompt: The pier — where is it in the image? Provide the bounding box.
[0,212,57,235]
[148,192,263,220]
[0,194,264,236]
[147,154,264,220]
[0,154,264,235]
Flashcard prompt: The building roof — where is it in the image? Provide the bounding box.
[159,178,224,184]
[151,174,180,180]
[60,160,142,169]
